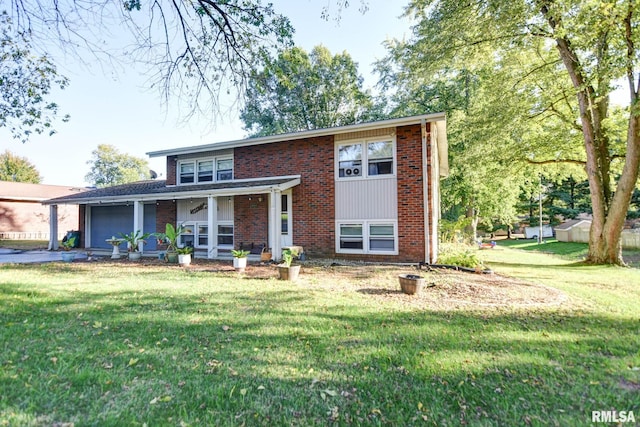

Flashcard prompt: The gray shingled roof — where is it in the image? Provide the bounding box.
[44,177,298,204]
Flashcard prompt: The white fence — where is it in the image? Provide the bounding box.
[0,231,67,241]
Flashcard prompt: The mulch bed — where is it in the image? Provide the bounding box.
[84,256,567,311]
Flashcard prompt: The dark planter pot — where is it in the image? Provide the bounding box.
[165,251,178,263]
[399,274,425,295]
[278,265,301,281]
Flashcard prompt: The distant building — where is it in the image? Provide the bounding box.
[0,181,86,242]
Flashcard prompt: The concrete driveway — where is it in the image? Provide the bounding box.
[0,248,87,264]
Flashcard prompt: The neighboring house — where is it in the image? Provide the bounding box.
[44,114,449,262]
[0,181,86,242]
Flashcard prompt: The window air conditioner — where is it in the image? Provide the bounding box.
[344,167,361,177]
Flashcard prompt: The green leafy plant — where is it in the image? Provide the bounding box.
[154,223,185,252]
[437,243,484,269]
[59,236,76,251]
[176,246,193,255]
[281,248,298,267]
[231,249,250,258]
[118,230,151,252]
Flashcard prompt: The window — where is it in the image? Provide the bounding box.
[198,161,214,182]
[198,224,208,246]
[337,221,397,254]
[337,139,394,179]
[339,224,363,250]
[217,224,233,247]
[217,159,233,181]
[338,144,362,177]
[368,141,393,176]
[178,156,233,184]
[180,224,195,247]
[180,162,195,184]
[281,194,289,234]
[369,224,395,251]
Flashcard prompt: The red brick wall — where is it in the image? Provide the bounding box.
[166,156,177,186]
[234,136,336,257]
[233,194,269,249]
[155,200,177,249]
[0,201,80,240]
[396,123,429,262]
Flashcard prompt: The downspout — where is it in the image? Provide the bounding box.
[421,119,430,264]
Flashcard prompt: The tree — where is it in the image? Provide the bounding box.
[7,1,294,120]
[0,12,69,143]
[390,0,640,265]
[85,145,151,188]
[240,45,382,136]
[0,150,42,183]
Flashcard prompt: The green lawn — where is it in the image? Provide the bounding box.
[0,252,639,426]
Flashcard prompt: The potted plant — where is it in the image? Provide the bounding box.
[59,236,77,262]
[118,230,151,261]
[177,245,193,266]
[278,248,300,281]
[231,249,250,272]
[154,223,184,263]
[398,274,426,295]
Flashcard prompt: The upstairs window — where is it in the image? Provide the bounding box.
[178,156,233,185]
[337,139,394,180]
[180,162,195,184]
[216,159,233,181]
[198,160,214,182]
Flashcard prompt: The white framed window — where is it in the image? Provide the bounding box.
[336,139,395,180]
[336,221,398,255]
[217,223,234,248]
[178,156,233,185]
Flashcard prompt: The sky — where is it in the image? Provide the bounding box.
[2,0,412,186]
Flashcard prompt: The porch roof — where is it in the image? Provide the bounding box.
[43,176,301,205]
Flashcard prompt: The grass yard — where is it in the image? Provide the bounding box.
[0,249,639,426]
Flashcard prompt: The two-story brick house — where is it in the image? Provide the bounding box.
[45,114,448,263]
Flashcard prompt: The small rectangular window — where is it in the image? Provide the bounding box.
[369,224,395,251]
[180,162,195,184]
[339,224,363,250]
[217,159,233,181]
[281,194,289,234]
[217,224,233,246]
[338,144,363,178]
[198,224,208,246]
[180,224,195,247]
[198,161,214,182]
[368,141,393,176]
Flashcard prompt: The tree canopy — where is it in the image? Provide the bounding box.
[382,0,640,264]
[240,45,383,137]
[0,150,41,183]
[85,145,151,188]
[0,12,69,143]
[6,0,294,120]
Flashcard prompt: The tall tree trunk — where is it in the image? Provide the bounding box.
[540,3,639,264]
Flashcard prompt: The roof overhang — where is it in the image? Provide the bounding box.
[147,113,447,158]
[44,176,301,205]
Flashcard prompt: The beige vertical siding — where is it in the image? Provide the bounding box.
[335,178,397,220]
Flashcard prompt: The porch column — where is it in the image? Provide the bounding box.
[268,189,282,261]
[133,201,145,252]
[85,205,92,248]
[207,196,218,259]
[48,204,59,250]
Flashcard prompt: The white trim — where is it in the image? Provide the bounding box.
[422,119,430,264]
[335,220,399,255]
[147,114,446,158]
[55,176,302,205]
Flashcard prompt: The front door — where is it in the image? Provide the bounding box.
[280,192,292,247]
